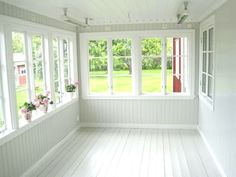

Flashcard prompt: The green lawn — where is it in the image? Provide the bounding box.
[89,69,174,93]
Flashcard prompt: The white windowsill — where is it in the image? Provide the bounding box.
[0,97,79,146]
[83,94,196,100]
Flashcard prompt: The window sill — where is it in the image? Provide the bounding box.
[0,97,79,146]
[82,94,196,100]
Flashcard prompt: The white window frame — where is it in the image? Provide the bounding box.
[0,15,78,136]
[199,15,215,109]
[80,30,195,99]
[0,29,6,133]
[28,33,47,96]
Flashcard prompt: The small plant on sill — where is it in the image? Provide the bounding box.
[20,102,36,122]
[34,91,53,113]
[65,81,80,92]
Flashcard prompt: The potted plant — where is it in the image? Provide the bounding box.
[20,102,36,122]
[34,92,53,113]
[65,81,80,99]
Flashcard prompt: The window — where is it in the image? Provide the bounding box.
[63,39,71,86]
[0,16,77,136]
[88,40,108,94]
[112,39,132,93]
[200,16,214,103]
[12,32,30,117]
[31,35,46,95]
[141,38,162,93]
[81,31,194,98]
[53,38,62,103]
[0,63,5,132]
[166,37,188,94]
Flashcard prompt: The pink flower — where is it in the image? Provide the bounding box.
[74,81,80,86]
[45,91,50,96]
[42,98,49,105]
[33,98,40,108]
[21,108,28,114]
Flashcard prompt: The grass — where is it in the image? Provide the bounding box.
[89,69,174,93]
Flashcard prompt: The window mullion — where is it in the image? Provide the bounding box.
[27,34,35,98]
[4,27,18,129]
[206,31,209,97]
[162,38,167,95]
[59,39,65,95]
[47,34,56,103]
[24,32,33,101]
[42,35,47,93]
[131,37,142,95]
[67,39,72,83]
[107,39,113,95]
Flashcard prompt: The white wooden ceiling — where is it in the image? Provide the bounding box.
[1,0,227,25]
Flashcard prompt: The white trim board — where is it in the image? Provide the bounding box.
[80,123,197,130]
[198,127,227,177]
[20,125,80,177]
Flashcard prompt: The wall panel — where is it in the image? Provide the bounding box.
[80,99,198,125]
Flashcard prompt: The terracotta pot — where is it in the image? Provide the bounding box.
[22,111,32,122]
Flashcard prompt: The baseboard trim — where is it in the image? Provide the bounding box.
[197,127,227,177]
[80,123,197,130]
[21,125,80,177]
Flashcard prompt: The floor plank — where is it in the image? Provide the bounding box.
[32,128,221,177]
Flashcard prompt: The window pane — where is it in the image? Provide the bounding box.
[53,38,61,102]
[0,82,4,130]
[203,31,207,51]
[54,60,59,80]
[0,101,4,130]
[208,53,213,75]
[202,53,207,72]
[32,35,44,95]
[89,40,108,94]
[12,32,29,116]
[63,39,69,79]
[54,81,61,103]
[64,59,69,78]
[208,76,213,99]
[166,38,187,93]
[112,39,132,93]
[209,28,214,51]
[202,74,207,94]
[141,38,162,93]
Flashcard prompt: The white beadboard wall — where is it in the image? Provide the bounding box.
[79,23,199,126]
[0,102,79,177]
[199,0,236,176]
[80,99,198,125]
[0,1,76,32]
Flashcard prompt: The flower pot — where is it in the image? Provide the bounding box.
[22,111,32,122]
[66,92,75,100]
[39,105,48,113]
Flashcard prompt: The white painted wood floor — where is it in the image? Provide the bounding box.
[32,128,221,177]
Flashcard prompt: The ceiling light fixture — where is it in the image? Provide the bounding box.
[61,8,92,28]
[177,1,190,24]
